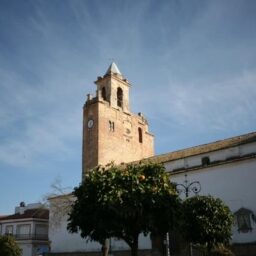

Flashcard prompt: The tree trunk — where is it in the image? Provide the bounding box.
[130,237,138,256]
[206,242,212,256]
[102,239,109,256]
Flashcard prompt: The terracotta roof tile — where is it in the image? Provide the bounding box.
[0,209,49,221]
[146,131,256,163]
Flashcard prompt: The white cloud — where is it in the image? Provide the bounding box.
[0,110,81,169]
[0,62,84,170]
[1,0,255,170]
[137,68,256,133]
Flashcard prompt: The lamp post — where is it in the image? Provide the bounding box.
[175,174,201,256]
[165,232,170,256]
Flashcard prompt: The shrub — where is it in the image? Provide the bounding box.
[0,235,22,256]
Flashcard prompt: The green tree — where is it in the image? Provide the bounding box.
[67,162,181,256]
[0,235,22,256]
[182,195,233,254]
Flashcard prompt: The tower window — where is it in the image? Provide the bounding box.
[109,121,115,132]
[102,87,106,101]
[138,127,143,143]
[117,87,123,108]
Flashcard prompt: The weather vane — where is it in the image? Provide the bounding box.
[108,58,115,63]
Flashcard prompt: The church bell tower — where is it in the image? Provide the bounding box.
[82,63,154,179]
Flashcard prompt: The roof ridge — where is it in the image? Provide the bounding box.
[147,131,256,163]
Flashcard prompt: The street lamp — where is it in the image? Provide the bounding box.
[175,174,201,256]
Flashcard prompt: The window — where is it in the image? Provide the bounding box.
[101,87,106,101]
[201,156,210,166]
[109,121,115,132]
[117,87,123,107]
[35,224,48,240]
[5,225,13,235]
[138,127,143,143]
[16,224,31,239]
[235,208,255,233]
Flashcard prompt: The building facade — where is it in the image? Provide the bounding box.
[150,132,256,255]
[0,202,49,256]
[48,63,256,256]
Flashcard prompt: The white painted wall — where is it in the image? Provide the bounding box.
[19,243,32,256]
[49,212,151,252]
[168,153,256,244]
[49,213,101,252]
[165,143,256,172]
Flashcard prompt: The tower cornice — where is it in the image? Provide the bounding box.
[94,73,131,87]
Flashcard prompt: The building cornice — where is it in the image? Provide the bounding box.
[145,132,256,164]
[168,153,256,175]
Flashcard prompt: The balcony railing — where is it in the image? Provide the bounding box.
[5,233,48,240]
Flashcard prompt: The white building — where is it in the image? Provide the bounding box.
[154,131,256,255]
[0,202,49,256]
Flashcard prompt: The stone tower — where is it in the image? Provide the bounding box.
[82,63,154,178]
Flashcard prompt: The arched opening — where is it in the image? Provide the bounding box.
[101,87,106,101]
[117,87,123,108]
[138,127,143,143]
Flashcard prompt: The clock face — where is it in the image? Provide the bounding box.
[87,119,94,128]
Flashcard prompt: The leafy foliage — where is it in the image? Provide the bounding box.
[67,162,180,256]
[182,195,233,251]
[0,235,22,256]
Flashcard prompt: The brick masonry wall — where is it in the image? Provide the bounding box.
[82,70,154,179]
[82,99,154,178]
[97,102,154,167]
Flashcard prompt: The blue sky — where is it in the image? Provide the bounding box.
[0,0,256,214]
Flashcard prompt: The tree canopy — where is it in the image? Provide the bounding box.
[0,235,22,256]
[67,162,180,256]
[181,195,233,252]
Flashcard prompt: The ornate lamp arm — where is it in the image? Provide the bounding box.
[176,184,189,197]
[175,174,201,198]
[187,181,201,196]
